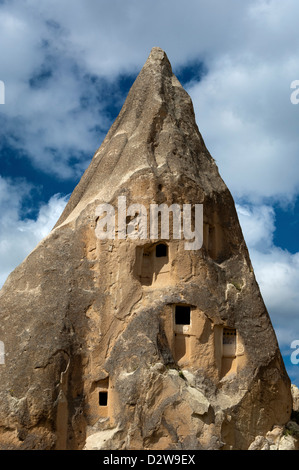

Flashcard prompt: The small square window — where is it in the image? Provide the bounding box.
[99,391,108,407]
[175,306,191,325]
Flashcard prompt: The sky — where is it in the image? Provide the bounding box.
[0,0,299,386]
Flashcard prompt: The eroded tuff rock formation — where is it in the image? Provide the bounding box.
[0,47,293,450]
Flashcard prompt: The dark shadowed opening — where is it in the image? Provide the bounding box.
[99,391,108,407]
[156,243,167,258]
[175,306,191,325]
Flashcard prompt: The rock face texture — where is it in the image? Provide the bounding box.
[0,47,293,450]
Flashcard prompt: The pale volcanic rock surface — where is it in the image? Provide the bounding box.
[0,47,293,450]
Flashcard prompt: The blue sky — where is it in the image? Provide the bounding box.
[0,0,299,386]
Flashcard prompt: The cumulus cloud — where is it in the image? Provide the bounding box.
[237,205,275,251]
[188,62,299,204]
[1,0,298,196]
[0,1,114,179]
[0,176,68,287]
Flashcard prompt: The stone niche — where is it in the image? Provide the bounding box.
[134,242,171,286]
[161,304,218,380]
[173,305,192,364]
[220,328,246,379]
[87,377,112,425]
[203,222,223,261]
[160,305,246,383]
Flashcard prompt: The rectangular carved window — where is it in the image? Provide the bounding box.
[99,391,108,407]
[175,305,191,325]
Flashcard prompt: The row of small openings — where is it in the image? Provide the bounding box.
[223,328,237,353]
[223,328,236,341]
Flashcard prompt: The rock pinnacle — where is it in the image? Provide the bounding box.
[0,48,292,450]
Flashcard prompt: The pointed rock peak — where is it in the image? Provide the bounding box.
[55,47,203,228]
[123,46,181,108]
[148,46,169,61]
[142,47,173,76]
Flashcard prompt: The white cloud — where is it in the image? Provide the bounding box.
[0,176,68,288]
[237,204,275,251]
[0,1,112,179]
[2,0,299,192]
[22,0,251,76]
[188,54,299,204]
[250,247,299,320]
